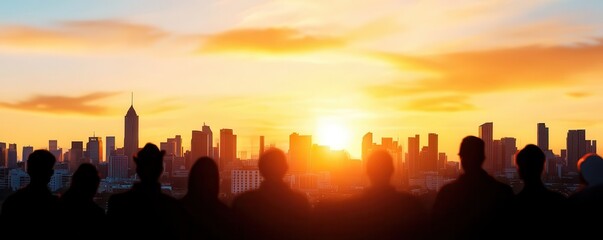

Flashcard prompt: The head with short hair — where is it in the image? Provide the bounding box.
[366,149,394,187]
[27,149,56,185]
[459,136,485,172]
[578,153,603,186]
[258,148,288,181]
[134,143,165,182]
[515,144,545,181]
[188,157,220,198]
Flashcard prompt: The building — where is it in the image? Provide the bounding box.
[428,133,438,172]
[0,142,6,167]
[362,132,373,162]
[289,133,312,173]
[108,155,129,180]
[49,169,69,192]
[22,146,33,163]
[191,124,213,168]
[231,169,262,195]
[7,144,17,169]
[106,136,115,162]
[479,122,494,174]
[49,140,62,163]
[69,141,84,173]
[537,123,549,151]
[124,100,139,176]
[220,129,237,171]
[259,136,265,157]
[566,130,586,173]
[9,168,29,190]
[501,137,517,170]
[87,136,103,166]
[407,135,420,177]
[438,152,447,171]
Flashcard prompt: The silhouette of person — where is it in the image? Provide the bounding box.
[512,144,566,238]
[181,157,235,240]
[314,149,427,240]
[0,150,59,237]
[106,143,191,239]
[59,163,106,239]
[431,136,514,240]
[567,153,603,238]
[231,148,311,240]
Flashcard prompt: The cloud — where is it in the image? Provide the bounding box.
[566,92,593,99]
[198,28,344,54]
[405,95,475,112]
[0,92,120,115]
[0,20,166,52]
[369,40,603,96]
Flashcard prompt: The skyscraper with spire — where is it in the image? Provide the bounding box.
[124,94,139,176]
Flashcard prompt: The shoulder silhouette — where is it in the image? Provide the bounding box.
[314,149,427,240]
[232,148,311,240]
[60,163,106,239]
[568,153,603,238]
[512,144,566,238]
[106,143,191,239]
[181,157,235,240]
[0,149,59,237]
[431,136,514,240]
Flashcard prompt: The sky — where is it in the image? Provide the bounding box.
[2,0,603,161]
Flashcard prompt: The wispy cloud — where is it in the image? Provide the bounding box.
[369,40,603,96]
[405,95,475,112]
[198,28,344,54]
[0,20,166,52]
[0,92,120,115]
[566,91,593,99]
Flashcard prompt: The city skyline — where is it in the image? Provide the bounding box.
[2,1,603,160]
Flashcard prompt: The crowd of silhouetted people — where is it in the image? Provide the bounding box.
[1,136,603,239]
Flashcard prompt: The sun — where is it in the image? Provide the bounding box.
[315,117,351,150]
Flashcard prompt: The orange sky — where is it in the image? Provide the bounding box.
[1,0,603,161]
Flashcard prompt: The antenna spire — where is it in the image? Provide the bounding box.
[131,92,134,106]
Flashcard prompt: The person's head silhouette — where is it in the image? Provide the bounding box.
[258,148,288,182]
[459,136,485,173]
[70,163,100,198]
[515,144,545,182]
[27,149,56,186]
[366,149,394,187]
[188,157,219,198]
[134,143,165,183]
[578,153,603,186]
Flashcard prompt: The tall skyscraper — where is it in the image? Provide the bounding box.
[438,152,447,171]
[49,140,58,151]
[0,142,6,167]
[479,122,494,174]
[87,136,103,166]
[22,146,33,163]
[407,135,420,177]
[500,137,517,170]
[106,136,115,162]
[191,124,213,169]
[289,133,312,173]
[219,129,237,171]
[7,144,17,168]
[259,136,265,157]
[362,132,373,162]
[537,123,549,151]
[174,135,183,157]
[124,99,139,176]
[567,130,586,173]
[428,133,438,172]
[70,141,84,173]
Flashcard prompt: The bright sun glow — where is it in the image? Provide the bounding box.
[315,117,351,150]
